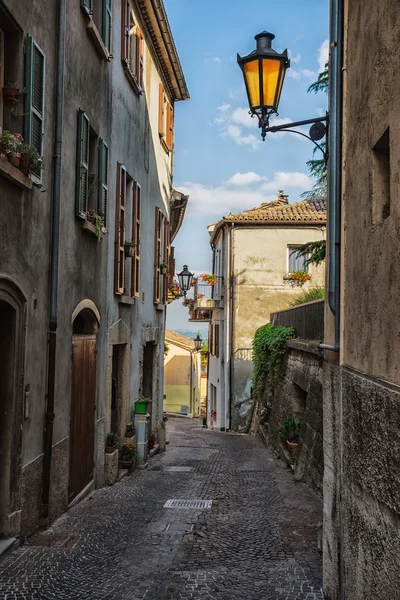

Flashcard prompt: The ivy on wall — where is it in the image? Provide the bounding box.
[252,323,294,401]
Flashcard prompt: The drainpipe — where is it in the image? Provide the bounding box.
[228,224,235,430]
[319,0,343,354]
[41,0,66,519]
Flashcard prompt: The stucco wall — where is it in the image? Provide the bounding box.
[164,342,196,414]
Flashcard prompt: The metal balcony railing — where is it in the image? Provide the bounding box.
[192,277,224,312]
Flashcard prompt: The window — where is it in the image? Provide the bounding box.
[163,218,170,304]
[24,35,46,183]
[153,208,170,305]
[75,109,109,223]
[154,207,162,304]
[288,246,308,272]
[114,163,140,297]
[0,6,23,135]
[81,0,112,55]
[121,1,144,91]
[158,83,173,152]
[209,324,219,358]
[372,127,390,223]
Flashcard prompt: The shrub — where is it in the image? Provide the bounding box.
[106,432,117,446]
[288,286,325,307]
[252,323,294,401]
[279,414,301,443]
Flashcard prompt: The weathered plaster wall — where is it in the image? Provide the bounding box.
[164,344,191,413]
[267,343,324,495]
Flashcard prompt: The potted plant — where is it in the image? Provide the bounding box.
[200,273,217,286]
[168,282,181,298]
[119,441,135,468]
[148,431,156,450]
[125,421,135,438]
[87,210,105,242]
[3,82,20,102]
[160,262,168,275]
[124,240,135,258]
[105,432,118,453]
[279,415,301,457]
[134,395,152,414]
[0,130,23,166]
[283,270,312,286]
[19,143,43,176]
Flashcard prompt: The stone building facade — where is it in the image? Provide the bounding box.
[163,330,201,417]
[196,193,326,432]
[0,0,188,541]
[323,0,400,597]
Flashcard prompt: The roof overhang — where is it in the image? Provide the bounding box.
[170,189,189,242]
[135,0,190,101]
[209,219,326,245]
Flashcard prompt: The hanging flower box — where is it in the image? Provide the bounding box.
[200,273,217,286]
[283,271,312,286]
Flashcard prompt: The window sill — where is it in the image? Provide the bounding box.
[81,219,105,240]
[159,135,171,155]
[0,155,33,190]
[122,61,143,96]
[118,295,135,305]
[85,16,110,61]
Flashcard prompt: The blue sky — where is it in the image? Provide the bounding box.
[165,0,329,333]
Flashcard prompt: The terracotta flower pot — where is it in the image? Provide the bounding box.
[19,154,29,176]
[125,430,135,438]
[119,460,133,469]
[10,155,20,168]
[286,440,298,458]
[105,443,118,454]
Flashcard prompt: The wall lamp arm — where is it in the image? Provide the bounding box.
[261,115,329,161]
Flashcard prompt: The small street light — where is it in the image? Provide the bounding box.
[238,31,328,157]
[177,265,193,296]
[237,31,290,138]
[194,333,203,352]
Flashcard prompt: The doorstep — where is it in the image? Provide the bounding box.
[0,537,17,560]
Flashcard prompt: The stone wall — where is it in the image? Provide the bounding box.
[266,340,324,495]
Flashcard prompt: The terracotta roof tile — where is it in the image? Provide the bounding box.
[165,330,195,350]
[225,197,326,223]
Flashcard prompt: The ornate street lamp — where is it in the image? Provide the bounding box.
[177,265,193,297]
[194,333,203,352]
[238,31,328,156]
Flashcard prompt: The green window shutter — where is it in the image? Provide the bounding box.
[24,34,45,180]
[97,139,108,225]
[81,0,93,14]
[102,0,112,51]
[75,109,90,218]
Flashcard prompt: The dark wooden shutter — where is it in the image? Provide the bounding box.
[75,109,90,218]
[114,164,126,294]
[169,245,175,285]
[158,84,164,137]
[154,207,162,304]
[166,103,173,150]
[163,219,170,304]
[97,139,108,225]
[131,181,141,297]
[121,0,130,61]
[215,324,220,358]
[102,0,112,51]
[24,35,45,181]
[81,0,93,13]
[209,325,214,356]
[139,27,144,88]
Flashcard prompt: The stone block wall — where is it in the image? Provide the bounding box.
[267,340,324,495]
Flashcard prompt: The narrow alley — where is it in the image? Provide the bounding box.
[0,419,323,600]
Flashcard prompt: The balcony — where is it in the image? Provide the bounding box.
[188,309,212,323]
[192,279,224,312]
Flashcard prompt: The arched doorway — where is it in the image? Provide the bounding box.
[0,279,26,538]
[69,306,99,503]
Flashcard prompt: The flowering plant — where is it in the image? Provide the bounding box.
[120,441,135,461]
[285,270,312,285]
[0,131,23,158]
[126,421,135,432]
[168,282,181,297]
[200,273,217,286]
[182,297,194,308]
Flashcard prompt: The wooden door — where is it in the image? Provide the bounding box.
[69,335,96,502]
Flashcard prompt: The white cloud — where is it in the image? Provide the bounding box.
[287,67,316,80]
[318,39,329,72]
[224,124,260,150]
[217,103,231,112]
[315,107,325,117]
[212,57,221,63]
[204,56,222,64]
[225,172,266,186]
[289,51,301,65]
[260,171,312,192]
[231,107,257,129]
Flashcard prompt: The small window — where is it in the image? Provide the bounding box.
[372,127,390,224]
[288,246,308,272]
[81,0,112,54]
[0,7,23,136]
[121,2,144,91]
[158,83,173,152]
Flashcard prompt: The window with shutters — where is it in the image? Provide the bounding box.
[23,35,45,183]
[158,83,174,153]
[75,109,108,233]
[81,0,112,59]
[121,1,144,93]
[154,207,163,304]
[114,162,140,298]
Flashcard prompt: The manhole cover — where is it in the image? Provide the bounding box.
[164,499,212,509]
[165,523,193,533]
[164,466,193,472]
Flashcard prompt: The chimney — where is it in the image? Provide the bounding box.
[277,190,289,204]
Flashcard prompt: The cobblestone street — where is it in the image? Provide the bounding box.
[0,419,323,600]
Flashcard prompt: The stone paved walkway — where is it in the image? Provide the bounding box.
[0,418,323,599]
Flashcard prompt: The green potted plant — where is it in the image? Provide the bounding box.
[2,82,20,102]
[105,432,118,453]
[0,130,23,167]
[125,421,135,438]
[119,441,135,468]
[19,143,43,176]
[279,415,301,457]
[134,395,152,414]
[124,240,135,258]
[160,262,168,275]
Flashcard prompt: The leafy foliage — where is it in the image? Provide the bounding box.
[288,286,325,307]
[294,240,326,267]
[252,323,294,401]
[307,61,328,95]
[279,414,301,443]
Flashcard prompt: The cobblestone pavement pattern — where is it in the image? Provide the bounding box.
[0,419,323,599]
